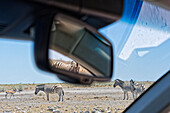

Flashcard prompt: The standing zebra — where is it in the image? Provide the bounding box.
[113,79,135,100]
[130,79,145,99]
[35,85,64,101]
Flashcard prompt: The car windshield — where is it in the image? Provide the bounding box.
[0,1,170,113]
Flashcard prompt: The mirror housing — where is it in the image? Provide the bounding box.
[48,14,113,84]
[34,3,118,84]
[34,13,114,84]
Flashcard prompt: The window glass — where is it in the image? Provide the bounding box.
[99,1,170,112]
[0,1,170,113]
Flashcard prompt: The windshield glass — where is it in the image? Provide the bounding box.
[0,1,170,113]
[99,1,170,112]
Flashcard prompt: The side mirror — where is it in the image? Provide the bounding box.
[34,14,113,84]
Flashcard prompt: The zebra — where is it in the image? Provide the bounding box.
[35,84,64,101]
[54,62,64,69]
[5,88,17,99]
[54,61,71,71]
[130,79,145,99]
[52,60,80,73]
[113,79,135,100]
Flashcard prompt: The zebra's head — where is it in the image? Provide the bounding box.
[141,85,145,91]
[35,87,40,95]
[130,79,136,91]
[113,79,124,87]
[130,79,134,85]
[35,85,45,95]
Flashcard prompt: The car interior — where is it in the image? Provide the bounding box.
[0,0,169,113]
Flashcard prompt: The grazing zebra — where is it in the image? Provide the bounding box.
[5,88,17,99]
[113,79,135,100]
[130,79,145,99]
[35,85,64,101]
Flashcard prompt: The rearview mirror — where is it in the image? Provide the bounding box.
[48,14,113,84]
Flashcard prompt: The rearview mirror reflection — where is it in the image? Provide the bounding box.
[48,14,113,83]
[49,50,92,76]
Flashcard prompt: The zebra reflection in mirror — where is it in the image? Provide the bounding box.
[52,61,80,73]
[113,79,135,100]
[35,85,64,101]
[130,79,145,99]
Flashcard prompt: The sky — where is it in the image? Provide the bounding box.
[0,1,170,84]
[0,39,62,84]
[99,2,170,81]
[49,49,72,61]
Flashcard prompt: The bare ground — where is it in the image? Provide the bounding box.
[0,81,154,113]
[0,87,135,113]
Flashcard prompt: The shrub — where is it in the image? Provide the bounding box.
[0,87,5,92]
[18,84,23,93]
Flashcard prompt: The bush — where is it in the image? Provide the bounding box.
[0,87,5,92]
[18,84,23,93]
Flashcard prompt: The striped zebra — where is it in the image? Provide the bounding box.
[54,61,71,71]
[113,79,135,100]
[130,79,145,99]
[53,61,80,73]
[35,84,64,101]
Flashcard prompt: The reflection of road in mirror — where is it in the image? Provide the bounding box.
[49,49,92,76]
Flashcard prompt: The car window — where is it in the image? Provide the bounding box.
[0,1,170,113]
[99,1,170,112]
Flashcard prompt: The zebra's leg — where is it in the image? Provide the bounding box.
[126,93,129,100]
[58,96,60,102]
[123,91,126,100]
[58,93,61,102]
[62,90,64,102]
[132,92,135,100]
[46,93,50,101]
[135,92,137,99]
[62,95,64,102]
[136,93,139,98]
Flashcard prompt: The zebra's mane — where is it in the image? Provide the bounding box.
[116,79,124,84]
[36,84,46,88]
[36,84,62,89]
[130,79,134,84]
[36,84,45,87]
